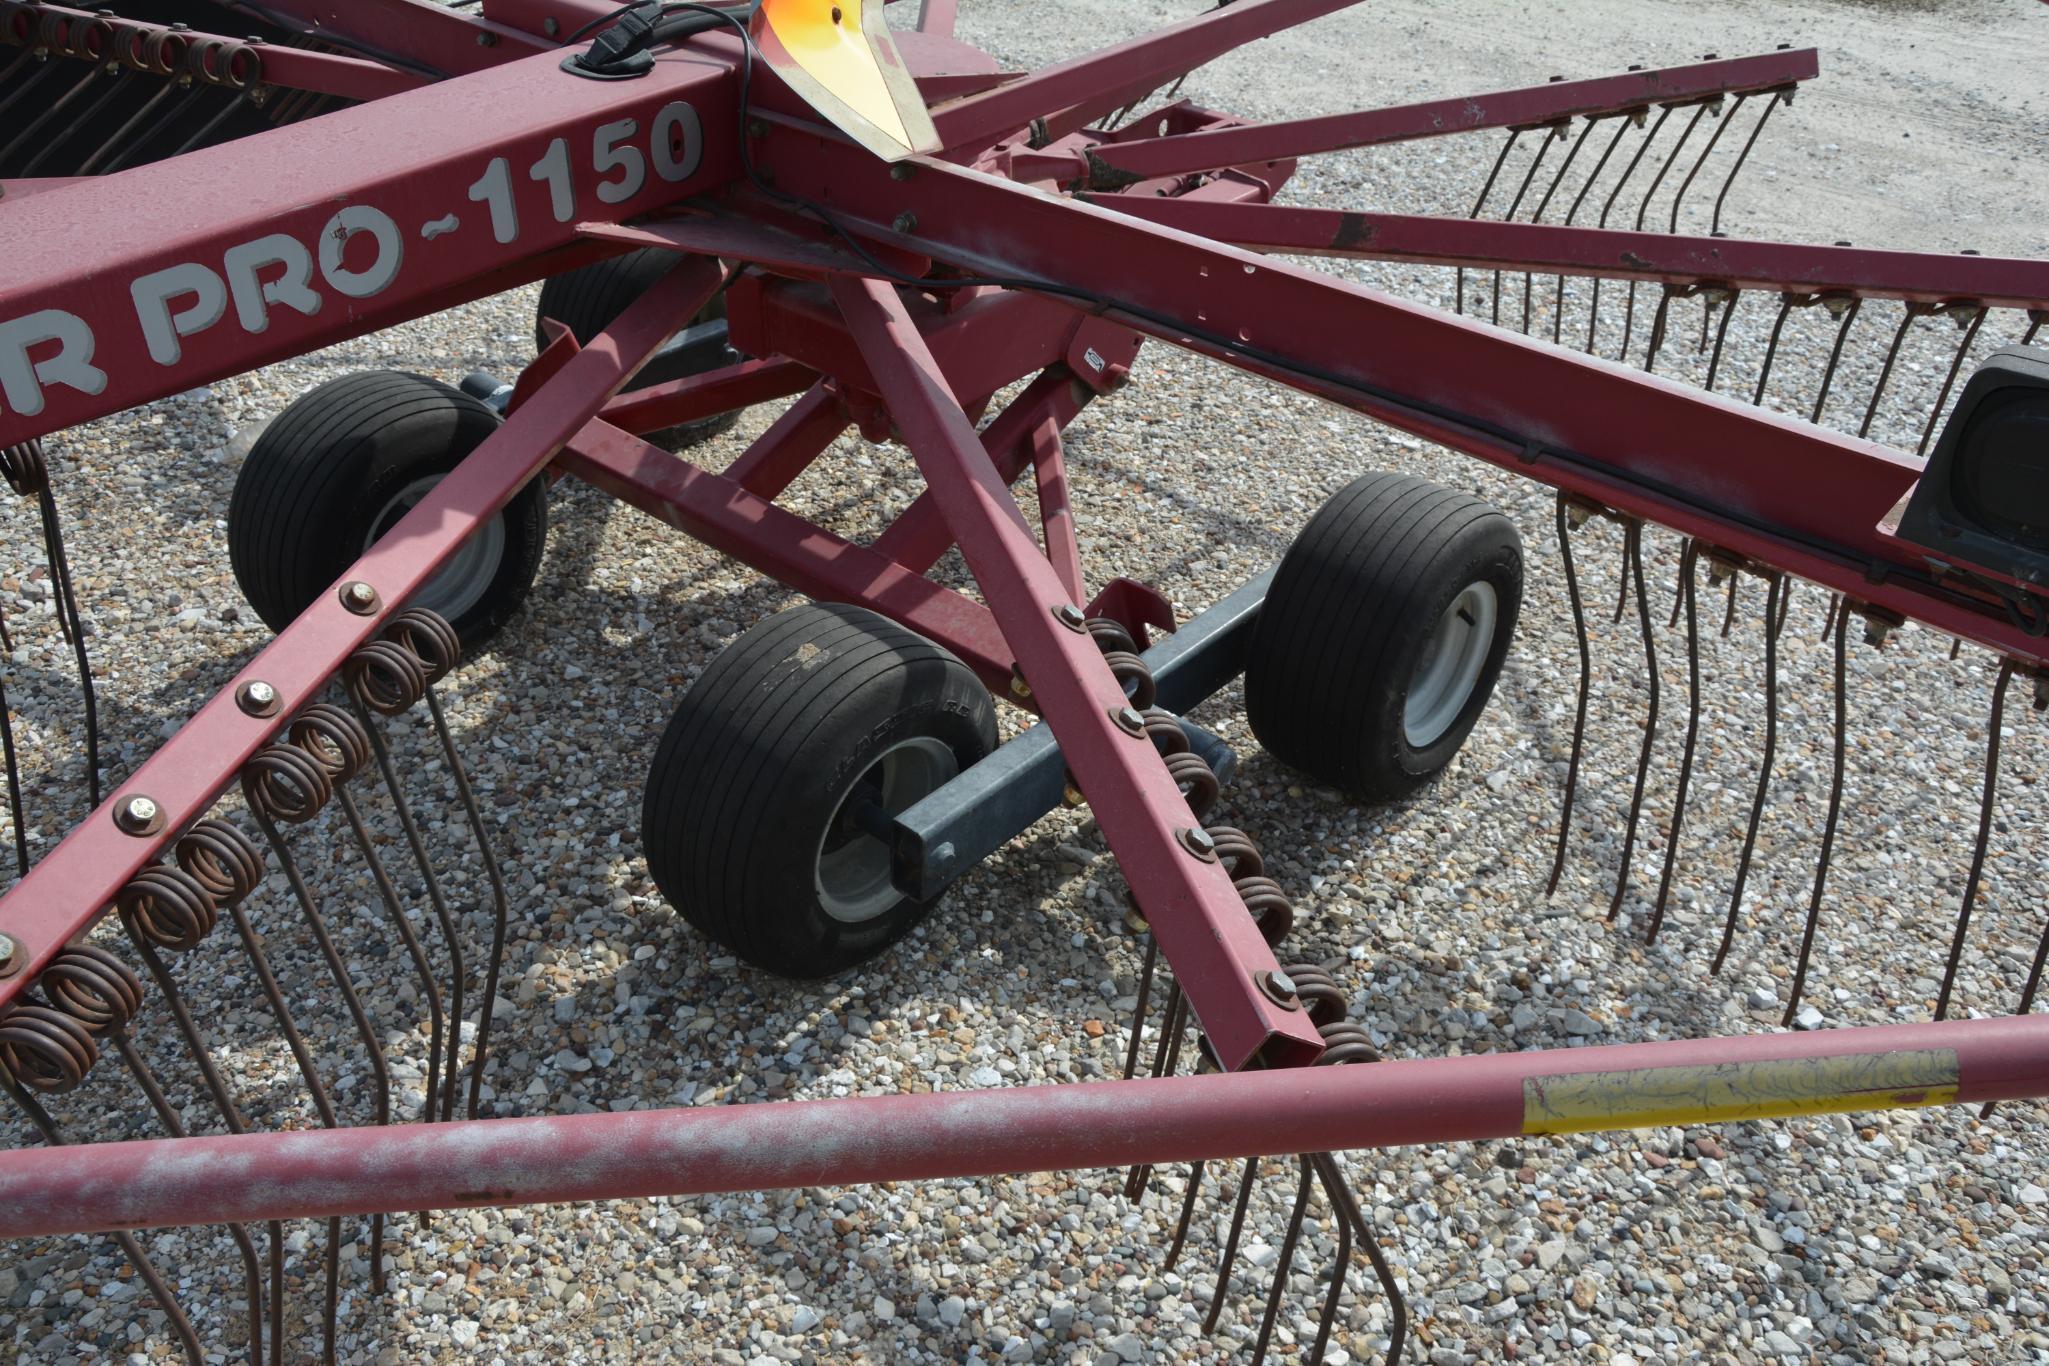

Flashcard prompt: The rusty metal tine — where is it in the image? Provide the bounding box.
[1917,306,1989,458]
[1648,546,1701,942]
[2022,316,2043,348]
[1311,1152,1406,1366]
[1163,1157,1206,1272]
[1609,522,1658,922]
[20,68,132,176]
[1775,579,1795,637]
[1810,297,1864,425]
[1125,984,1188,1199]
[3,1078,204,1365]
[1491,129,1559,328]
[76,77,181,176]
[1310,1156,1353,1365]
[1611,520,1631,624]
[33,469,101,805]
[1705,289,1743,392]
[0,53,57,125]
[1859,304,1924,439]
[1555,116,1633,344]
[1669,94,1743,233]
[1250,1157,1316,1365]
[2018,900,2049,1018]
[1203,1158,1262,1334]
[1721,573,1739,639]
[1547,497,1591,896]
[1620,102,1710,358]
[1823,593,1841,641]
[0,60,102,163]
[1712,87,1784,235]
[0,663,28,877]
[1523,118,1595,331]
[169,87,254,159]
[1752,294,1798,405]
[1642,286,1677,374]
[1783,605,1850,1026]
[350,701,465,1123]
[101,82,210,174]
[1122,932,1158,1082]
[1457,131,1521,316]
[1936,661,2013,1020]
[1588,107,1674,356]
[420,687,510,1121]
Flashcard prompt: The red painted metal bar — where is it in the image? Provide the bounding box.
[0,259,725,1013]
[6,1013,2044,1239]
[0,44,739,447]
[929,0,1359,155]
[762,136,2049,664]
[832,274,1323,1072]
[1086,50,1817,183]
[237,0,548,73]
[1088,200,2049,311]
[719,380,849,498]
[1031,414,1087,606]
[599,357,817,437]
[554,419,1014,687]
[481,0,619,41]
[917,0,958,36]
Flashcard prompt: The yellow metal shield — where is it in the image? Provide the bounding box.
[751,0,939,162]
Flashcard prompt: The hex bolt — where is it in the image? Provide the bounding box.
[340,581,379,614]
[1008,671,1034,701]
[115,794,163,836]
[1111,705,1146,736]
[236,679,280,717]
[1061,781,1086,809]
[892,211,918,235]
[1177,826,1218,862]
[890,163,916,182]
[0,932,20,979]
[1054,604,1087,632]
[1256,969,1301,1009]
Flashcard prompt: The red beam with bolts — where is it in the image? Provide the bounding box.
[240,0,548,73]
[1084,49,1818,183]
[4,1013,2043,1240]
[0,261,726,1015]
[1089,200,2049,310]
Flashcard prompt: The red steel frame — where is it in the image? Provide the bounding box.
[2,0,2048,1233]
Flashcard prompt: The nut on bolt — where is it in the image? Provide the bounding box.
[1177,826,1218,862]
[340,580,379,614]
[0,932,21,979]
[1256,969,1301,1009]
[115,794,164,837]
[1054,603,1087,632]
[236,679,280,717]
[1111,705,1147,736]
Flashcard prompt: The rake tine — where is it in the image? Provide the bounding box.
[1667,539,1696,628]
[1457,130,1521,316]
[1721,572,1740,639]
[1822,593,1842,641]
[1523,118,1596,332]
[1711,87,1786,236]
[1556,116,1633,344]
[1,1077,205,1364]
[1642,286,1678,374]
[169,86,255,159]
[0,50,58,124]
[1122,931,1159,1082]
[2022,313,2044,348]
[1647,545,1701,942]
[0,649,28,878]
[1752,293,1800,406]
[1916,304,1988,458]
[3,440,103,807]
[1621,102,1710,359]
[1310,1152,1406,1366]
[1250,1156,1317,1365]
[1163,1154,1207,1273]
[1704,288,1743,392]
[1609,521,1659,922]
[1669,93,1743,234]
[74,75,181,176]
[1123,982,1188,1199]
[1935,660,2013,1020]
[1783,605,1850,1027]
[1810,296,1864,425]
[1589,106,1674,356]
[1611,518,1632,624]
[19,66,133,176]
[1951,638,1964,662]
[1547,497,1592,895]
[1859,303,1927,438]
[101,83,209,175]
[1716,573,1785,974]
[1490,126,1561,328]
[0,59,103,164]
[1203,1157,1263,1334]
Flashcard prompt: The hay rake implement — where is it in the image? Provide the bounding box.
[0,0,2046,1359]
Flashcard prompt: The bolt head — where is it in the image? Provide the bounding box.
[115,793,165,835]
[1055,604,1087,631]
[341,581,378,613]
[892,211,918,235]
[1113,705,1146,735]
[1256,969,1301,1009]
[125,796,157,823]
[1178,826,1218,861]
[248,680,275,704]
[0,932,17,970]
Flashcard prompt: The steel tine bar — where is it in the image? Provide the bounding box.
[1916,306,1988,458]
[1163,1156,1207,1272]
[1751,293,1800,406]
[168,86,254,159]
[1823,593,1842,642]
[1704,289,1743,391]
[101,83,207,174]
[2022,316,2044,348]
[1951,638,1964,662]
[0,58,92,158]
[1587,108,1674,354]
[1250,1156,1317,1365]
[1668,93,1742,234]
[1608,521,1658,922]
[1555,116,1633,344]
[1490,126,1559,327]
[1712,89,1784,236]
[1642,286,1678,374]
[1122,932,1160,1082]
[1667,537,1694,629]
[1523,118,1595,331]
[1123,983,1188,1199]
[74,75,180,176]
[1722,573,1739,639]
[1859,303,1925,438]
[1647,546,1701,942]
[1810,297,1864,425]
[1312,1151,1406,1366]
[0,48,63,122]
[33,465,101,805]
[347,703,465,1123]
[0,660,27,877]
[1457,130,1520,316]
[1696,293,1712,353]
[1620,102,1710,358]
[1308,1154,1352,1365]
[1936,661,2013,1020]
[2,1076,204,1365]
[1547,496,1592,895]
[18,66,131,176]
[1611,518,1631,624]
[1784,605,1851,1026]
[1204,1157,1263,1334]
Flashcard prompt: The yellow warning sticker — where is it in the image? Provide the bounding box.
[1522,1049,1960,1135]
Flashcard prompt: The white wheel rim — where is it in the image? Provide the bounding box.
[1404,581,1498,749]
[367,474,506,623]
[815,736,960,925]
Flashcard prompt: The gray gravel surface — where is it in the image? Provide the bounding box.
[5,0,2049,1362]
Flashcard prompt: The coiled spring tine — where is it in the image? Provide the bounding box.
[1250,1157,1317,1365]
[1715,573,1785,975]
[1608,522,1658,922]
[1311,1152,1406,1366]
[1711,87,1784,236]
[1203,1158,1263,1334]
[1669,93,1742,234]
[0,647,26,877]
[1647,545,1700,942]
[1783,605,1850,1026]
[1935,661,2013,1020]
[1916,305,1988,458]
[1547,496,1592,896]
[1642,286,1678,374]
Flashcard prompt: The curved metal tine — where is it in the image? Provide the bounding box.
[4,1077,205,1365]
[1547,497,1593,895]
[0,659,28,877]
[169,86,255,159]
[75,76,181,176]
[1950,637,1964,662]
[1713,88,1786,235]
[1810,297,1864,425]
[1822,592,1841,642]
[1704,289,1743,392]
[2022,315,2044,348]
[101,84,208,175]
[1522,119,1596,332]
[1715,573,1785,973]
[1203,1157,1263,1334]
[120,919,284,1365]
[1859,304,1927,438]
[419,684,512,1121]
[1647,546,1701,942]
[1457,131,1522,316]
[1588,107,1672,356]
[1642,286,1679,374]
[1250,1158,1316,1365]
[1783,605,1851,1026]
[347,698,465,1123]
[33,467,101,805]
[1669,94,1742,234]
[1610,516,1632,625]
[1310,1153,1406,1366]
[1936,660,2013,1020]
[1608,522,1659,922]
[1123,983,1188,1200]
[1164,1156,1209,1273]
[1721,571,1739,638]
[0,57,79,148]
[1489,123,1562,328]
[1752,294,1801,406]
[1555,117,1633,345]
[1122,931,1159,1082]
[19,67,132,176]
[1621,102,1709,359]
[1666,537,1691,629]
[1916,305,1989,458]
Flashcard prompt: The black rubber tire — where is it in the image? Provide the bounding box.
[642,603,998,979]
[535,249,741,450]
[1246,471,1522,802]
[229,371,546,656]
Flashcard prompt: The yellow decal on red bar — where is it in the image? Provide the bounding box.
[1522,1049,1960,1135]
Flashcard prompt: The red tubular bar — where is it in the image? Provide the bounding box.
[1090,200,2049,311]
[832,275,1324,1072]
[719,380,848,498]
[4,1013,2042,1240]
[599,357,817,437]
[244,0,548,73]
[1085,49,1818,183]
[0,260,727,1013]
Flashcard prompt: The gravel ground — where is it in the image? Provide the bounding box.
[6,1,2049,1362]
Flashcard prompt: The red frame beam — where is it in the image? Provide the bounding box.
[5,1012,2042,1238]
[240,0,548,73]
